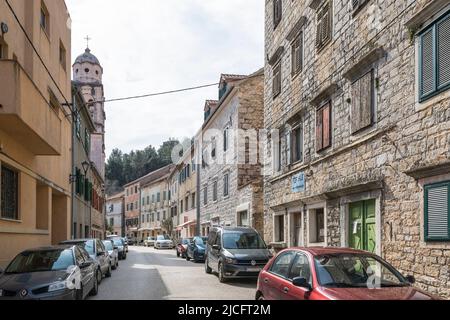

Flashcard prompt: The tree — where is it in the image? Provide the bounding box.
[161,218,174,239]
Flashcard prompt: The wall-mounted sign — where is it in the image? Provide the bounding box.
[292,172,305,193]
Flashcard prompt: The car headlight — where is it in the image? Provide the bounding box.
[225,257,237,264]
[48,281,67,292]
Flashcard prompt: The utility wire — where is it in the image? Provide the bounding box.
[4,0,72,119]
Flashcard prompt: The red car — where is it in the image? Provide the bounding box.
[256,247,440,300]
[176,238,192,258]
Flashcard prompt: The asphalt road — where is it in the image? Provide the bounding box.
[90,246,257,300]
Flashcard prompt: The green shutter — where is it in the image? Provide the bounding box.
[425,182,450,241]
[420,28,435,98]
[437,15,450,89]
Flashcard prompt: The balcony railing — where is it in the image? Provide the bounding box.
[0,60,62,155]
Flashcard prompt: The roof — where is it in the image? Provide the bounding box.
[124,164,174,188]
[74,48,101,66]
[220,74,248,85]
[204,100,219,111]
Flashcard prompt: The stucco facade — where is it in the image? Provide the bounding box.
[0,0,72,267]
[263,0,450,298]
[200,71,265,236]
[106,191,125,236]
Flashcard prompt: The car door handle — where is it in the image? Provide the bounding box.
[283,287,289,294]
[263,278,269,283]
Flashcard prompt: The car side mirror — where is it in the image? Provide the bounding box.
[212,244,220,250]
[80,261,92,269]
[292,277,312,291]
[406,275,416,284]
[97,251,104,257]
[113,246,118,250]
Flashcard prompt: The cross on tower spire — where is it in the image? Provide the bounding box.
[84,35,91,49]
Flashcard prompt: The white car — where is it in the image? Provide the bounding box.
[144,237,156,247]
[154,235,174,250]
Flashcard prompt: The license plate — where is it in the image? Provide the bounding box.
[247,268,261,272]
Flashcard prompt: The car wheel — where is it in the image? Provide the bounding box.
[89,275,99,296]
[256,292,264,301]
[123,254,127,260]
[176,251,180,257]
[205,257,212,274]
[116,260,119,268]
[106,264,112,277]
[96,268,102,285]
[218,263,227,283]
[186,254,191,261]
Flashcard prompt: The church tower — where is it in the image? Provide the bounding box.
[72,46,106,179]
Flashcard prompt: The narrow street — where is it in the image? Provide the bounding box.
[90,246,257,300]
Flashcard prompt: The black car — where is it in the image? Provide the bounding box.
[186,237,208,262]
[204,227,272,283]
[0,245,98,300]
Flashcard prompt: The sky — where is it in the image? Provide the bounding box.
[65,0,265,158]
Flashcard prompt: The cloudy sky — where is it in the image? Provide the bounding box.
[65,0,264,158]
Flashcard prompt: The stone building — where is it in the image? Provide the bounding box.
[106,191,125,237]
[0,0,72,266]
[263,0,450,298]
[200,71,265,236]
[72,46,106,239]
[139,164,174,241]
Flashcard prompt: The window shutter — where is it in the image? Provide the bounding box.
[316,10,323,47]
[322,5,330,44]
[316,109,323,151]
[352,0,360,9]
[437,16,450,89]
[360,71,373,129]
[351,79,361,133]
[322,103,331,149]
[297,33,303,73]
[426,184,449,240]
[420,29,435,97]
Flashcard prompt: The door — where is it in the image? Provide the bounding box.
[293,212,302,247]
[263,251,296,300]
[282,253,312,300]
[349,200,376,253]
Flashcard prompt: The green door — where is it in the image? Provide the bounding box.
[349,200,376,253]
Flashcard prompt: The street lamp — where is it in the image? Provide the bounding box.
[81,160,90,176]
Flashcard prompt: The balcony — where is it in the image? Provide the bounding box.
[0,60,62,155]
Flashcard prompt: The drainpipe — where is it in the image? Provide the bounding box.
[195,138,201,237]
[70,98,76,240]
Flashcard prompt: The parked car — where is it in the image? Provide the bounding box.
[0,245,98,300]
[256,247,441,300]
[102,240,119,270]
[205,226,271,283]
[144,237,156,247]
[111,238,127,260]
[60,239,111,282]
[154,235,174,250]
[186,237,208,262]
[176,238,192,258]
[106,235,128,253]
[127,237,135,246]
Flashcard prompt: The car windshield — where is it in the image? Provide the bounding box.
[222,232,266,249]
[157,235,169,241]
[314,254,409,288]
[5,249,74,274]
[78,240,95,255]
[194,237,206,246]
[113,239,123,246]
[103,241,113,251]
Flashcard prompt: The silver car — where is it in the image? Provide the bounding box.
[102,240,119,270]
[154,235,174,250]
[111,238,127,260]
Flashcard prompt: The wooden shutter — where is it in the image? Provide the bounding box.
[273,63,281,97]
[316,8,323,47]
[291,33,303,75]
[426,183,449,240]
[322,103,331,149]
[437,16,450,88]
[285,131,291,165]
[316,109,323,151]
[351,79,361,133]
[352,71,374,133]
[420,29,435,97]
[322,3,331,44]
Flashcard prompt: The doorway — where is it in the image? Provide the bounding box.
[349,199,376,253]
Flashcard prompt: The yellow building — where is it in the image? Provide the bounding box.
[0,0,72,267]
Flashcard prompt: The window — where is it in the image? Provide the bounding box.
[135,186,138,193]
[351,70,375,133]
[203,187,208,206]
[0,40,8,60]
[316,1,332,50]
[157,192,161,203]
[130,203,134,211]
[163,191,166,201]
[424,182,450,241]
[274,214,285,242]
[289,254,312,283]
[157,212,160,221]
[109,218,114,227]
[40,2,50,36]
[213,181,218,202]
[191,193,196,209]
[273,0,282,29]
[152,195,155,203]
[59,41,66,70]
[291,32,303,76]
[1,165,19,220]
[84,128,90,153]
[272,62,282,98]
[185,197,189,211]
[418,12,450,102]
[316,102,332,152]
[75,114,81,138]
[147,196,150,205]
[180,200,184,213]
[223,174,229,197]
[211,138,217,159]
[270,251,296,278]
[223,128,229,152]
[291,124,303,163]
[309,208,325,244]
[244,137,250,164]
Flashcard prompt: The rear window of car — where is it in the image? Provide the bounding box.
[103,241,113,251]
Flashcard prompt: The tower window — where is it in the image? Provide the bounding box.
[85,68,90,73]
[95,70,99,75]
[40,2,50,36]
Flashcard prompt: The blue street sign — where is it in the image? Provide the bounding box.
[292,172,305,193]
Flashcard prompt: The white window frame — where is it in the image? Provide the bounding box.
[273,211,286,244]
[307,202,327,247]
